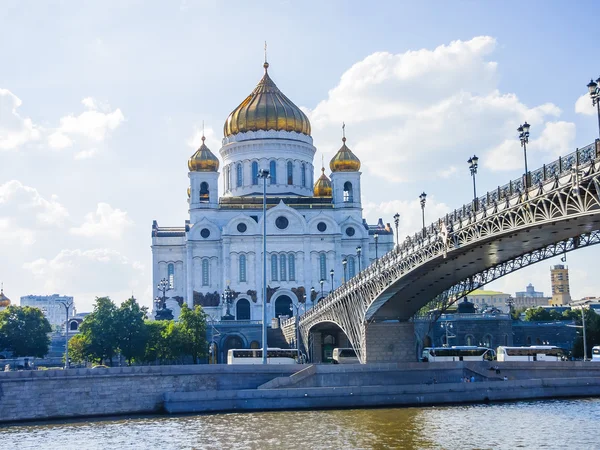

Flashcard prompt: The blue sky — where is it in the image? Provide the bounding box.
[1,1,600,312]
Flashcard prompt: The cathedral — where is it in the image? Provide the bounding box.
[151,60,393,325]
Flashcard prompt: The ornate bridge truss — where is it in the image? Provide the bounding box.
[298,141,600,363]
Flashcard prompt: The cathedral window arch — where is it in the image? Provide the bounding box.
[202,259,210,286]
[199,182,209,203]
[271,254,278,281]
[287,161,293,185]
[288,254,295,281]
[347,256,356,278]
[280,254,287,281]
[270,160,277,185]
[251,161,259,185]
[239,254,247,282]
[168,263,175,289]
[236,163,243,187]
[343,181,353,202]
[319,253,327,281]
[301,163,306,187]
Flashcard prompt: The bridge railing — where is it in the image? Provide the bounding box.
[300,140,600,324]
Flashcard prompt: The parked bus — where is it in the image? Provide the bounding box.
[227,348,299,364]
[332,348,359,364]
[421,346,495,362]
[496,346,565,362]
[592,346,600,362]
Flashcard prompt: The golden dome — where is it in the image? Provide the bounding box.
[187,186,191,198]
[313,167,332,197]
[330,136,361,172]
[223,62,311,137]
[188,136,219,172]
[0,287,11,308]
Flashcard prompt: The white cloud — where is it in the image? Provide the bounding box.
[74,148,98,160]
[437,165,458,179]
[70,202,133,239]
[187,125,220,152]
[48,97,125,149]
[0,88,41,150]
[575,93,595,116]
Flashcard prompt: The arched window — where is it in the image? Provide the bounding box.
[280,254,287,281]
[270,160,277,185]
[483,334,492,348]
[301,163,306,187]
[202,259,209,286]
[288,254,295,281]
[271,254,278,281]
[239,255,247,282]
[236,163,243,187]
[465,334,474,346]
[343,181,353,202]
[319,253,327,281]
[199,182,209,202]
[287,161,293,185]
[347,256,356,278]
[70,321,78,331]
[168,263,175,289]
[236,299,251,320]
[251,161,259,185]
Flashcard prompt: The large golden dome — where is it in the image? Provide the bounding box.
[188,136,219,172]
[313,167,332,197]
[223,62,311,137]
[330,136,361,172]
[0,287,11,308]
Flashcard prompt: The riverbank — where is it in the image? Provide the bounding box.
[1,362,599,423]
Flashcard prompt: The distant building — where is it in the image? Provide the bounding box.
[20,294,75,329]
[465,289,511,313]
[513,283,550,309]
[550,265,571,305]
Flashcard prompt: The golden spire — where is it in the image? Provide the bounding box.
[314,158,332,197]
[188,126,219,172]
[0,282,10,307]
[330,123,361,172]
[264,41,269,72]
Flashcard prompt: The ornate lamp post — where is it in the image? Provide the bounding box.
[356,246,362,272]
[258,168,270,364]
[155,278,173,320]
[320,279,324,299]
[467,155,479,209]
[374,233,379,262]
[330,269,335,291]
[221,285,235,320]
[419,192,427,237]
[342,258,348,283]
[586,77,600,138]
[393,213,400,248]
[58,299,74,369]
[517,122,530,187]
[310,287,316,309]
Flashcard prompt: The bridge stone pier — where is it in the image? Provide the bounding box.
[362,322,415,363]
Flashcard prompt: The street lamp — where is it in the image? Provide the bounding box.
[570,303,589,361]
[356,246,362,272]
[393,213,400,249]
[374,233,379,262]
[258,168,270,364]
[155,278,173,320]
[58,299,74,369]
[320,279,324,299]
[467,155,479,209]
[221,285,234,320]
[310,287,315,309]
[586,77,600,138]
[342,258,348,283]
[517,122,530,188]
[419,192,427,236]
[330,269,335,291]
[289,301,302,359]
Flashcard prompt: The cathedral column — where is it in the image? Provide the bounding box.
[186,244,193,307]
[222,237,231,287]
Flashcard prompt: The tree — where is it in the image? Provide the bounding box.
[79,297,119,366]
[142,321,168,364]
[68,333,90,364]
[524,307,562,322]
[564,308,600,359]
[179,304,208,364]
[0,306,52,357]
[141,320,185,364]
[116,297,148,365]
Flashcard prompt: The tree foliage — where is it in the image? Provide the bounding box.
[179,304,208,364]
[116,297,148,365]
[79,297,119,365]
[523,307,563,322]
[565,308,600,359]
[67,333,90,364]
[0,306,52,357]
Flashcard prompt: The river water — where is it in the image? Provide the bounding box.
[2,398,599,449]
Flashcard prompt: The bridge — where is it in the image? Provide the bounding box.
[284,140,600,363]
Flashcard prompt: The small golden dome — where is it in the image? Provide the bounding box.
[187,186,191,198]
[314,167,332,197]
[224,62,311,137]
[188,136,219,172]
[0,287,11,308]
[330,136,361,172]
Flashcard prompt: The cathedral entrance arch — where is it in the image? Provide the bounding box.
[236,298,251,320]
[275,295,293,318]
[222,335,245,362]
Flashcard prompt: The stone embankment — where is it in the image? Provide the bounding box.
[1,362,599,422]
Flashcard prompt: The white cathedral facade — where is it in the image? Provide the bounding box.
[151,60,393,324]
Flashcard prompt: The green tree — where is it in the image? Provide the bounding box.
[564,308,600,359]
[116,297,148,365]
[179,304,208,364]
[79,297,119,366]
[161,321,186,363]
[0,306,52,357]
[524,307,562,322]
[67,333,90,364]
[142,321,167,364]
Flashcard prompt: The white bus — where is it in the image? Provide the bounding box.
[421,346,495,362]
[332,348,359,364]
[227,348,299,364]
[592,346,600,362]
[496,346,565,362]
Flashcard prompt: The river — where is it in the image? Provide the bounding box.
[2,398,598,449]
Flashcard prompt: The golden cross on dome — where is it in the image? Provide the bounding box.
[322,154,325,169]
[264,41,267,63]
[342,122,346,142]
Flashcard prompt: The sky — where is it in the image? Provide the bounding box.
[1,1,600,313]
